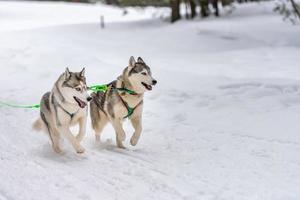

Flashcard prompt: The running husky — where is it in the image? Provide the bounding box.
[33,68,92,154]
[90,56,157,148]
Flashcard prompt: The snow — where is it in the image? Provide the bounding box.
[0,1,300,200]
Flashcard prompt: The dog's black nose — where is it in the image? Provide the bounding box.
[152,80,157,85]
[87,96,92,102]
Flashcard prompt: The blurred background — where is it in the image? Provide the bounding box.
[0,0,300,200]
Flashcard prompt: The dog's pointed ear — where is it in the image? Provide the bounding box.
[137,57,145,64]
[129,56,136,67]
[65,67,71,79]
[80,67,85,77]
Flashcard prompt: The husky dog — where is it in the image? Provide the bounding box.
[90,56,157,148]
[33,68,92,154]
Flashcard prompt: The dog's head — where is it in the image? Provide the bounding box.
[60,68,92,108]
[126,56,157,94]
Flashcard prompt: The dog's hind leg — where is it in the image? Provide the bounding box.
[130,116,142,146]
[50,128,62,154]
[76,117,87,142]
[111,119,126,149]
[94,114,108,142]
[90,102,108,142]
[40,112,62,153]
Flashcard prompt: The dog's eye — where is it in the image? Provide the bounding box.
[75,88,81,91]
[141,72,147,75]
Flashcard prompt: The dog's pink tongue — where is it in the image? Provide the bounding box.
[79,101,86,108]
[74,97,86,108]
[79,100,87,108]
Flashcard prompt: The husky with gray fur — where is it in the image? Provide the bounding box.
[90,56,157,148]
[33,68,91,154]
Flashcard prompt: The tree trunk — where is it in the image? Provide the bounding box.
[171,0,181,23]
[189,0,196,18]
[212,0,219,17]
[200,0,209,17]
[105,0,113,4]
[290,0,300,18]
[185,0,190,19]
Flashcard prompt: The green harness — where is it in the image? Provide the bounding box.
[0,84,138,118]
[90,84,138,118]
[0,101,40,109]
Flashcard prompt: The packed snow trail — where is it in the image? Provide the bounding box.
[0,1,300,200]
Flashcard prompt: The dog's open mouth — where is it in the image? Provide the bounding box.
[141,82,152,91]
[73,96,87,108]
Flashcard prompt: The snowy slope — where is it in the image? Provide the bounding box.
[0,1,300,200]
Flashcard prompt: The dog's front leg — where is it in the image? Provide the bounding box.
[59,127,85,154]
[76,117,86,143]
[111,119,126,149]
[130,116,142,146]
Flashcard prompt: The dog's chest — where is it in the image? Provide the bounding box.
[109,96,143,118]
[120,95,143,108]
[56,107,86,125]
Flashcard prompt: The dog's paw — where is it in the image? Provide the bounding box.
[76,146,85,154]
[130,132,141,146]
[117,143,126,149]
[130,137,138,146]
[53,147,63,154]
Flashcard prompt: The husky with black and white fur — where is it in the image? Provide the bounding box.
[90,56,157,148]
[33,68,92,154]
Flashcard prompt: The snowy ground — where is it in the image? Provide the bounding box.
[0,1,300,200]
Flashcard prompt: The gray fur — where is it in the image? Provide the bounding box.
[90,56,156,148]
[33,68,89,154]
[62,72,86,88]
[128,62,151,76]
[55,81,65,102]
[90,100,102,131]
[107,102,115,118]
[42,92,51,111]
[40,111,53,143]
[50,94,61,126]
[53,94,76,119]
[91,91,106,113]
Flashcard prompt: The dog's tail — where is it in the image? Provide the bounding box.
[32,118,43,131]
